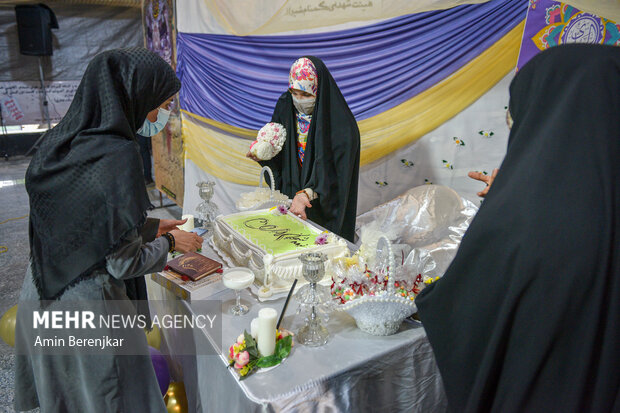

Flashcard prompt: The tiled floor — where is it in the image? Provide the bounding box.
[0,156,181,411]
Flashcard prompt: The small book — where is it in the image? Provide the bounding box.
[165,252,222,282]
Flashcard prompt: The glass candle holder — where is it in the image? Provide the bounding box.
[296,252,329,346]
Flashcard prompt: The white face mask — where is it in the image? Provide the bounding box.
[137,107,171,137]
[292,95,316,115]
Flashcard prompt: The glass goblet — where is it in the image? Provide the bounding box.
[222,268,255,316]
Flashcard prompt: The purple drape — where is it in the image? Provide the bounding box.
[177,0,526,129]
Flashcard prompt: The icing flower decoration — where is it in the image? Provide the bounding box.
[270,205,289,216]
[453,137,465,146]
[478,130,495,137]
[315,232,329,245]
[249,122,287,160]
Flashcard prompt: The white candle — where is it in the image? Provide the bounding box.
[179,214,194,231]
[250,318,259,340]
[257,308,277,356]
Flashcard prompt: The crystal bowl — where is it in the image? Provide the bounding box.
[336,294,416,336]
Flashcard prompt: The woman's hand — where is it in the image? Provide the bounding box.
[168,229,203,253]
[157,218,187,237]
[246,151,260,162]
[468,168,499,197]
[289,192,312,220]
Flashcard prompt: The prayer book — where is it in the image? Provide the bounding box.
[165,252,222,281]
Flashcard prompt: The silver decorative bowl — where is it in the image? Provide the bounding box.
[335,237,417,336]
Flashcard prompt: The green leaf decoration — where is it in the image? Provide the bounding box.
[256,355,281,368]
[275,335,292,359]
[244,330,259,359]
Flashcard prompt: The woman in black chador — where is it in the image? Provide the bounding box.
[14,48,203,412]
[249,56,360,242]
[416,44,620,413]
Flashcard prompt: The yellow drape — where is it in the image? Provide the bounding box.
[183,21,524,185]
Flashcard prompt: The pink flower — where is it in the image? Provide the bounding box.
[277,205,288,215]
[228,345,235,359]
[237,334,245,345]
[235,351,250,368]
[315,233,328,245]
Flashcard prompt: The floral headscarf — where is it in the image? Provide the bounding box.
[289,57,318,96]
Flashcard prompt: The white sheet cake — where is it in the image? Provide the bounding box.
[212,209,349,295]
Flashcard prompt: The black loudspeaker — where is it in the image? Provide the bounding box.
[15,4,58,56]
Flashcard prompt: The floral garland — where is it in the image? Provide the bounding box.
[228,330,293,380]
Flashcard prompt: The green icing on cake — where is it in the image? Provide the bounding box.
[223,211,320,255]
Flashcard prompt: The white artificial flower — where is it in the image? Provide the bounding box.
[249,122,287,160]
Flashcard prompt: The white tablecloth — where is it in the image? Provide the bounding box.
[146,243,448,413]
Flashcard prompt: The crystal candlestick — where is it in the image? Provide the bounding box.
[195,181,219,232]
[296,252,329,346]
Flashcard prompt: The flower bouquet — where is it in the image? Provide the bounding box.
[228,329,293,380]
[249,122,286,161]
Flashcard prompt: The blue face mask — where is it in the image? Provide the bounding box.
[137,108,171,136]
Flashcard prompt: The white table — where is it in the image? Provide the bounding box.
[146,243,448,413]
